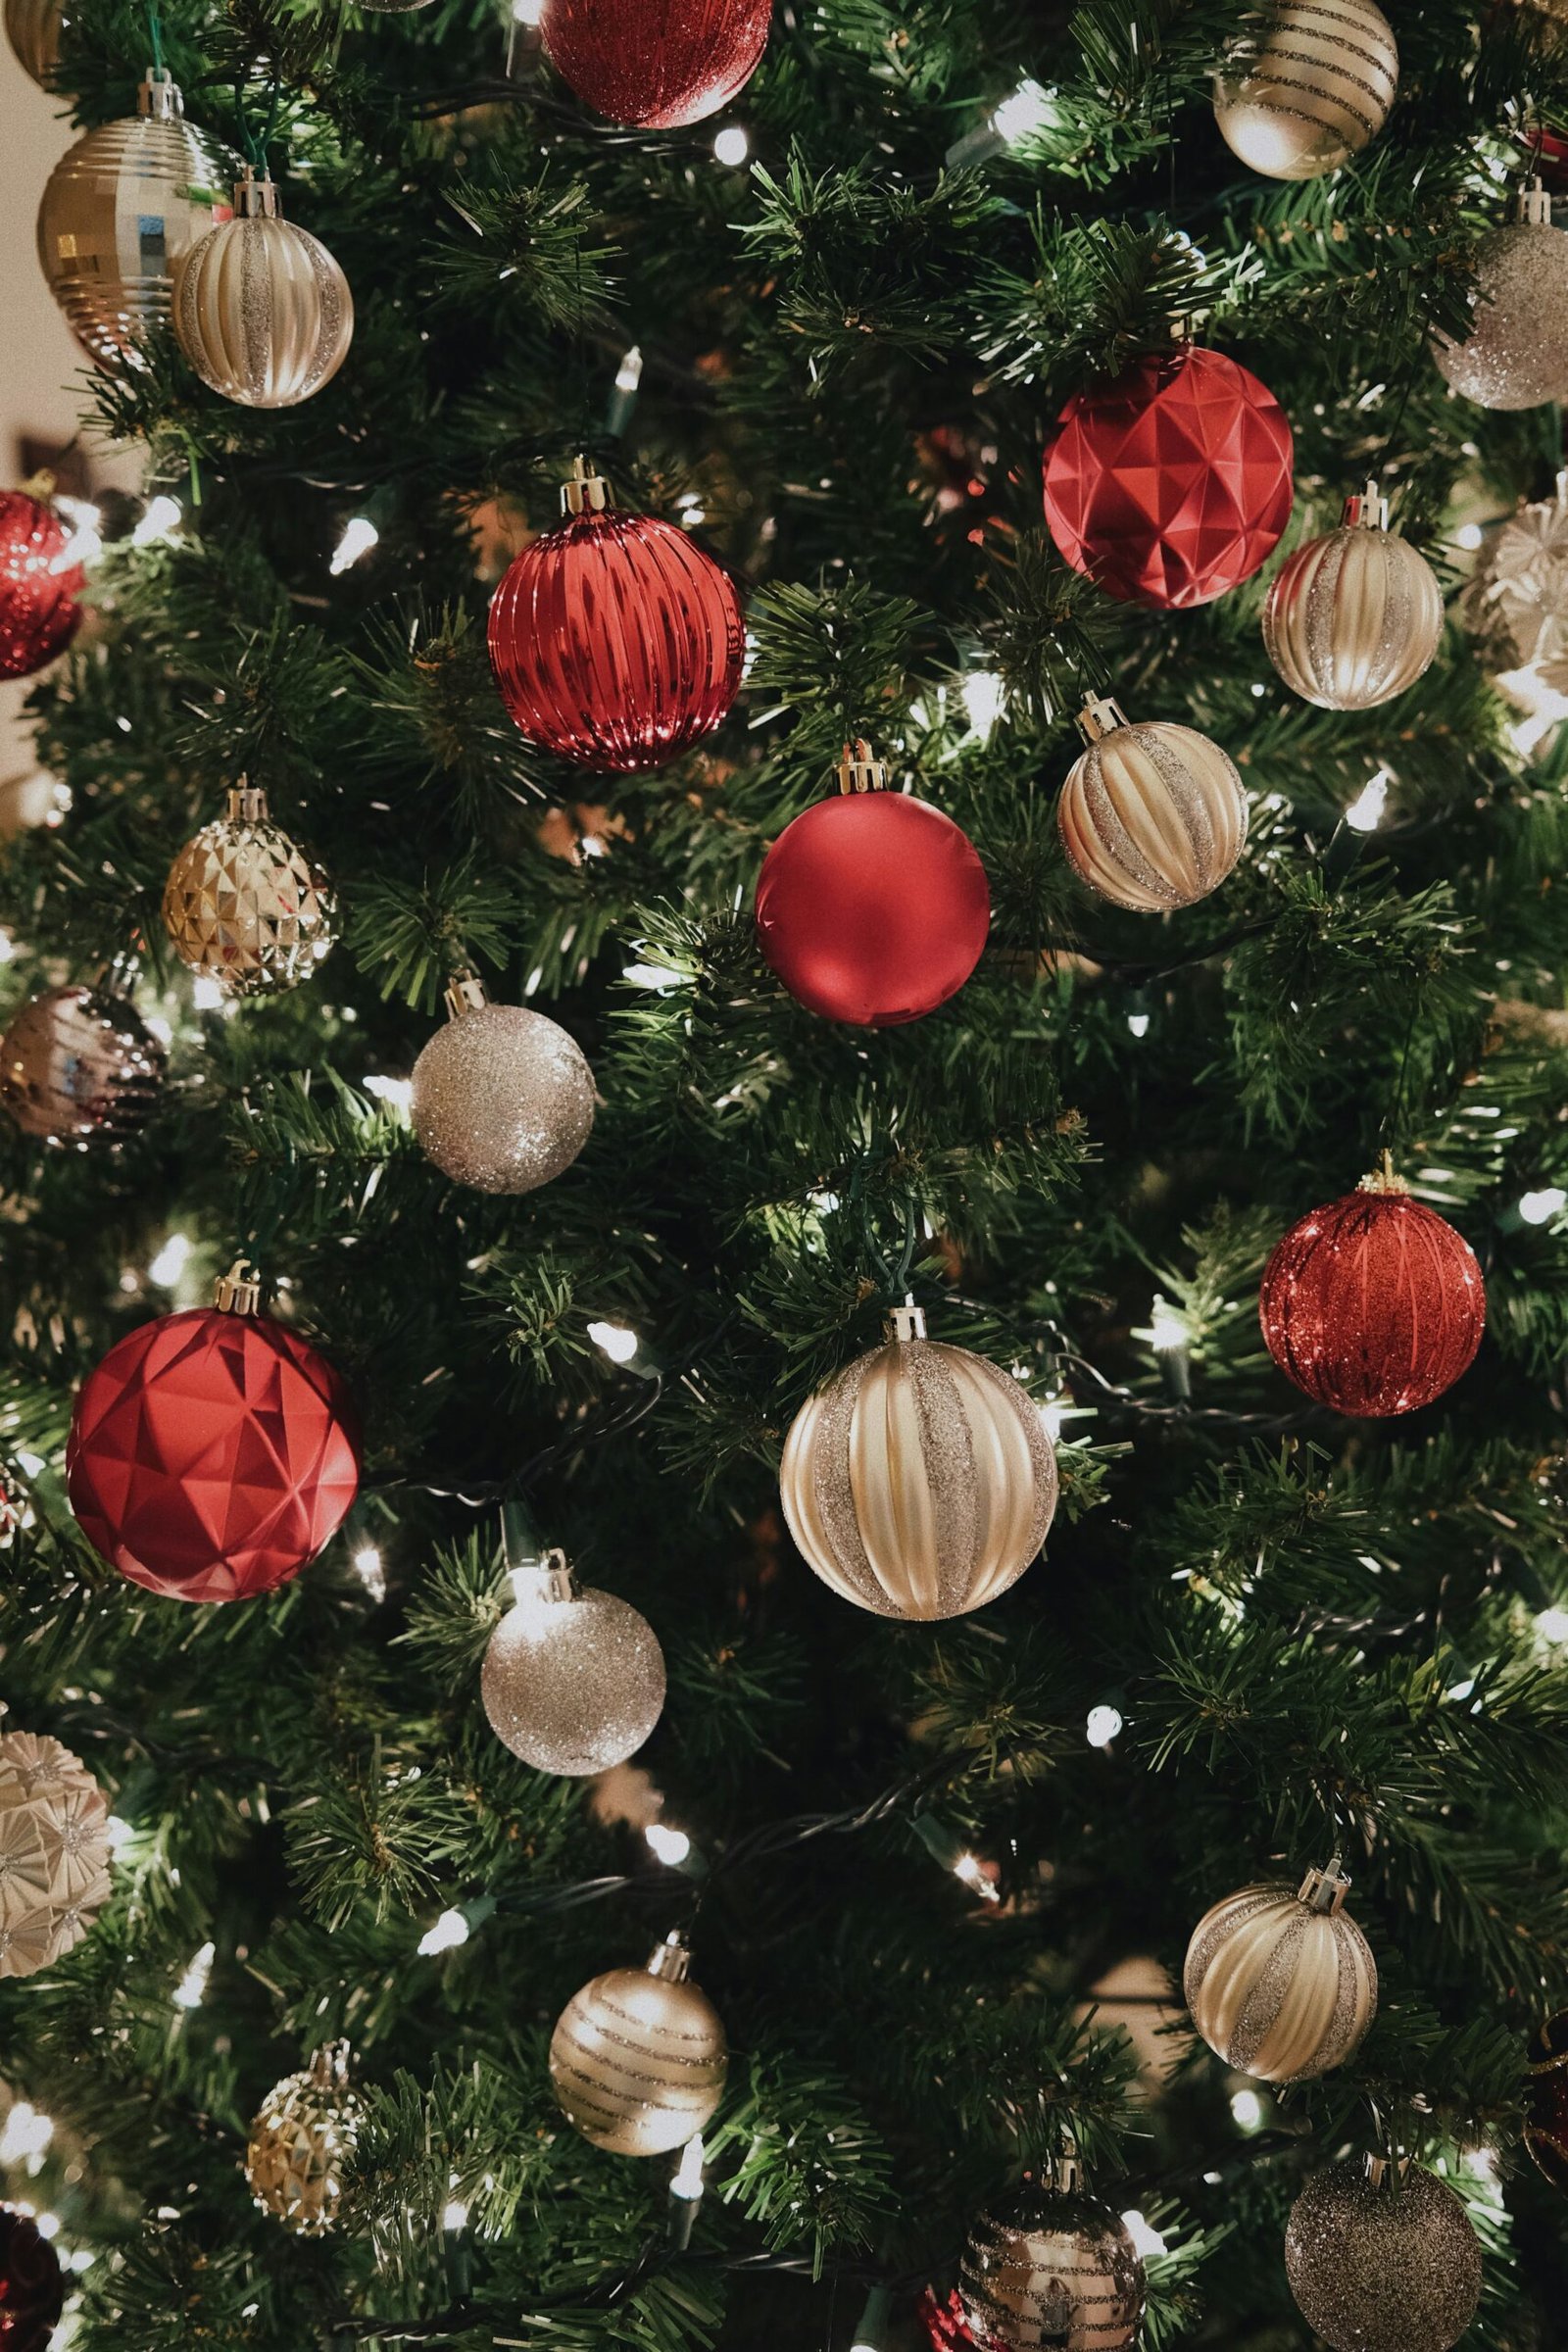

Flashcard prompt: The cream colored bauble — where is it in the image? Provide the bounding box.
[1057,695,1248,914]
[549,1933,727,2156]
[175,172,353,410]
[1263,483,1445,710]
[0,1731,112,1980]
[1433,182,1568,412]
[1213,0,1397,180]
[1184,1856,1377,2082]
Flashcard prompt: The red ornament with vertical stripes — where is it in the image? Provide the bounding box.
[538,0,771,127]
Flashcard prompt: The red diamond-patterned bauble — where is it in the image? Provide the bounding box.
[1259,1170,1485,1416]
[0,490,82,682]
[66,1288,361,1603]
[1043,345,1295,610]
[539,0,770,126]
[1527,2009,1568,2192]
[0,2207,64,2352]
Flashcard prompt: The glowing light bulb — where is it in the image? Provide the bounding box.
[172,1940,216,2010]
[1126,1011,1151,1038]
[645,1823,691,1866]
[670,2134,706,2199]
[442,2198,469,2231]
[513,0,543,18]
[330,517,379,575]
[1345,769,1390,833]
[613,346,644,395]
[52,497,102,567]
[0,2105,53,2166]
[1230,2087,1264,2132]
[132,495,182,548]
[993,78,1054,144]
[961,671,1005,739]
[1120,2209,1167,2259]
[1519,1187,1566,1225]
[352,1545,386,1602]
[1086,1703,1123,1748]
[712,125,750,167]
[417,1908,470,1956]
[1149,1301,1189,1353]
[1535,1606,1568,1645]
[148,1233,191,1288]
[363,1073,414,1113]
[588,1319,640,1364]
[953,1852,1001,1904]
[105,1815,136,1855]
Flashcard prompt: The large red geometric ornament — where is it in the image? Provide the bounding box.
[0,490,83,682]
[1044,345,1295,611]
[0,2207,64,2352]
[539,0,771,128]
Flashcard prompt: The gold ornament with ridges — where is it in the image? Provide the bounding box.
[175,171,353,411]
[162,781,337,998]
[412,972,595,1195]
[5,0,68,89]
[1213,0,1397,181]
[958,2157,1147,2352]
[1461,467,1568,721]
[549,1933,726,2156]
[1184,1855,1377,2082]
[1433,180,1568,411]
[1262,483,1445,710]
[245,2041,362,2234]
[1057,695,1248,914]
[0,1731,112,1982]
[0,982,166,1148]
[481,1548,665,1777]
[1285,2156,1482,2352]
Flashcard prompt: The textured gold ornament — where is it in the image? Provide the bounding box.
[1057,696,1248,914]
[1184,1856,1377,2082]
[1462,467,1568,721]
[36,70,231,368]
[0,1731,112,1982]
[481,1550,665,1777]
[0,982,166,1149]
[1213,0,1397,180]
[1285,2156,1482,2352]
[958,2160,1147,2352]
[4,0,69,89]
[412,973,595,1195]
[549,1933,727,2157]
[1433,181,1568,412]
[175,172,353,410]
[780,1301,1057,1622]
[245,2042,362,2234]
[1262,484,1445,711]
[162,782,337,998]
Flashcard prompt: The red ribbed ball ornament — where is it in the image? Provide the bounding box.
[0,489,82,682]
[1044,345,1294,610]
[66,1262,361,1603]
[488,460,744,773]
[756,742,990,1027]
[1259,1167,1485,1417]
[539,0,770,127]
[0,2207,63,2352]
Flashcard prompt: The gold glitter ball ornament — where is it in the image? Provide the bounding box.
[1184,1854,1377,2082]
[162,781,337,999]
[1263,482,1445,710]
[958,2161,1147,2352]
[1057,695,1248,914]
[175,172,353,411]
[0,981,166,1148]
[1433,181,1568,411]
[245,2041,363,2234]
[5,0,69,89]
[412,972,595,1195]
[481,1549,665,1777]
[1213,0,1397,181]
[1285,2156,1482,2352]
[550,1932,727,2156]
[0,1731,112,1982]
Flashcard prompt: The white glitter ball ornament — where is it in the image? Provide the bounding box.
[481,1548,665,1776]
[1263,482,1445,710]
[1285,2156,1482,2352]
[1057,694,1248,913]
[175,171,353,410]
[0,1730,112,1981]
[412,972,596,1195]
[1433,181,1568,412]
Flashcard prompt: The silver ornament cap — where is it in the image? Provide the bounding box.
[411,973,595,1195]
[480,1547,665,1776]
[1433,183,1568,412]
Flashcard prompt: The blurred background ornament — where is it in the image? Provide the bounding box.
[412,972,595,1194]
[1213,0,1397,180]
[0,763,71,836]
[550,1932,727,2155]
[1184,1856,1377,2082]
[1525,2009,1568,2190]
[1432,180,1568,411]
[539,0,770,127]
[0,1731,111,1982]
[958,2156,1146,2352]
[1461,470,1568,736]
[0,980,166,1148]
[481,1546,665,1776]
[175,171,353,409]
[0,487,83,683]
[1263,483,1445,710]
[245,2043,362,2234]
[4,0,69,89]
[1057,696,1248,911]
[162,781,337,998]
[1285,2157,1482,2352]
[0,2206,64,2352]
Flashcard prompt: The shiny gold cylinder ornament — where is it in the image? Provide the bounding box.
[1213,0,1397,180]
[245,2042,363,2235]
[1262,483,1445,710]
[0,981,166,1148]
[162,781,337,998]
[549,1933,727,2157]
[1285,2156,1482,2352]
[779,1301,1057,1622]
[958,2157,1147,2352]
[4,0,69,90]
[1057,695,1248,914]
[1433,181,1568,411]
[1183,1855,1377,2082]
[412,972,595,1195]
[175,172,353,410]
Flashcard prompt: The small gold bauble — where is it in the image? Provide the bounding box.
[0,1731,112,1982]
[1263,484,1445,710]
[958,2170,1147,2352]
[1057,695,1248,915]
[175,172,354,410]
[481,1551,665,1777]
[1433,184,1568,412]
[1285,2157,1482,2352]
[162,782,337,999]
[245,2042,362,2234]
[549,1935,726,2156]
[1213,0,1397,181]
[1184,1856,1377,2082]
[0,982,166,1148]
[4,0,69,89]
[412,973,595,1195]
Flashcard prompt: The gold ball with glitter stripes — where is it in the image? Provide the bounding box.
[549,1934,726,2157]
[1213,0,1397,181]
[1184,1857,1378,2083]
[1056,696,1248,916]
[174,172,353,411]
[959,2176,1147,2352]
[1263,484,1445,710]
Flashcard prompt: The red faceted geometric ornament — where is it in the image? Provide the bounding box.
[0,2207,64,2352]
[539,0,771,127]
[1044,345,1295,611]
[0,490,83,682]
[66,1262,361,1602]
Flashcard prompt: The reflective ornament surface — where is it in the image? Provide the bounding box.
[0,983,166,1148]
[1264,484,1444,709]
[0,491,83,682]
[4,0,68,89]
[1433,183,1568,411]
[175,172,353,409]
[1057,696,1247,912]
[162,782,337,998]
[0,2206,64,2352]
[1213,0,1397,180]
[958,2179,1146,2352]
[1526,2008,1568,2191]
[1184,1856,1377,2082]
[1285,2158,1482,2352]
[1461,466,1568,721]
[245,2043,362,2235]
[481,1551,665,1776]
[550,1934,727,2155]
[0,1731,111,1983]
[539,0,770,126]
[412,974,595,1194]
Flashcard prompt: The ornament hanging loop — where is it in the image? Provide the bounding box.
[837,739,890,794]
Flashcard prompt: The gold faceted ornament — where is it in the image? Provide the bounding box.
[1462,466,1568,724]
[1057,695,1248,914]
[412,972,595,1195]
[1184,1855,1377,2082]
[1262,483,1445,711]
[958,2154,1147,2352]
[175,171,354,410]
[162,781,337,999]
[549,1932,727,2157]
[1285,2156,1483,2352]
[4,0,69,89]
[0,981,166,1148]
[1433,180,1568,412]
[1213,0,1397,181]
[0,1731,112,1981]
[245,2041,363,2234]
[780,1301,1057,1622]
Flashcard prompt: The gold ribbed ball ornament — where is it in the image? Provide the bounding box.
[549,1933,727,2157]
[412,972,595,1195]
[0,1730,112,1982]
[1184,1855,1377,2082]
[1262,483,1445,710]
[162,781,337,999]
[481,1548,666,1777]
[1285,2156,1482,2352]
[245,2042,363,2235]
[4,0,69,90]
[1433,181,1568,411]
[175,171,353,410]
[958,2156,1147,2352]
[0,981,166,1148]
[1057,694,1248,914]
[1213,0,1397,180]
[36,69,232,368]
[780,1300,1057,1622]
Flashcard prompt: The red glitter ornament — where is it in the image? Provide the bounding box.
[488,460,744,773]
[539,0,770,127]
[1526,2009,1568,2194]
[66,1260,360,1603]
[1259,1164,1485,1417]
[755,741,990,1026]
[1043,345,1294,611]
[0,2207,64,2352]
[0,490,83,682]
[919,2287,977,2348]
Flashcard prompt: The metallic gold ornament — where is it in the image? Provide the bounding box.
[245,2042,362,2235]
[1263,483,1445,710]
[175,171,353,410]
[1213,0,1397,180]
[0,982,166,1148]
[958,2158,1147,2352]
[549,1933,726,2156]
[162,781,337,998]
[780,1301,1057,1621]
[481,1548,665,1777]
[1057,695,1248,914]
[1461,466,1568,724]
[1433,181,1568,411]
[4,0,69,89]
[1285,2156,1482,2352]
[0,1731,112,1982]
[36,70,231,368]
[1184,1855,1377,2082]
[411,973,595,1195]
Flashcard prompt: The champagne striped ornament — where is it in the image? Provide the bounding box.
[1213,0,1398,182]
[1057,697,1248,915]
[175,172,353,411]
[959,2167,1146,2352]
[1184,1857,1378,2082]
[549,1934,726,2156]
[1263,484,1444,710]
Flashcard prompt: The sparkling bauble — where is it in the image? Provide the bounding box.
[1056,694,1247,913]
[0,983,166,1149]
[0,1732,111,1983]
[780,1301,1057,1621]
[175,172,352,410]
[4,0,68,88]
[36,70,231,368]
[1525,2008,1568,2190]
[0,2207,64,2352]
[1184,1856,1377,2082]
[1433,182,1568,411]
[550,1934,727,2156]
[412,973,595,1195]
[245,2042,362,2235]
[539,0,769,127]
[755,740,990,1025]
[162,781,337,998]
[488,460,743,772]
[1260,1165,1486,1416]
[481,1549,665,1776]
[1285,2158,1482,2352]
[1044,345,1294,610]
[1213,0,1397,181]
[1263,483,1445,710]
[0,490,83,683]
[1461,466,1568,721]
[958,2178,1146,2352]
[66,1262,361,1603]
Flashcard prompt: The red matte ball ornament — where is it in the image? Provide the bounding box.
[0,489,83,682]
[0,2207,63,2352]
[1259,1161,1485,1417]
[1044,345,1295,611]
[755,740,990,1027]
[66,1259,361,1603]
[488,458,744,774]
[539,0,770,127]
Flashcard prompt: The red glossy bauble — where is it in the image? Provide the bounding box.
[0,491,83,682]
[1044,345,1294,610]
[66,1302,361,1602]
[539,0,770,127]
[1259,1179,1485,1417]
[0,2208,63,2352]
